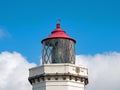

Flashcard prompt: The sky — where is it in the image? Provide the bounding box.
[0,0,120,90]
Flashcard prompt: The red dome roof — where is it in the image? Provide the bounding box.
[41,24,76,43]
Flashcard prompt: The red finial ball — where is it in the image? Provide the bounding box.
[56,19,61,28]
[56,23,60,28]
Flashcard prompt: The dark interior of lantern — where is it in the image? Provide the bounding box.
[42,39,75,64]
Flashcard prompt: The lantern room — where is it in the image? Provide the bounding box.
[41,23,76,64]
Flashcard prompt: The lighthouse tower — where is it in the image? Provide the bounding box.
[28,22,88,90]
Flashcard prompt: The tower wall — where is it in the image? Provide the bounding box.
[29,64,88,90]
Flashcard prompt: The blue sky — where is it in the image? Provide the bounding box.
[0,0,120,64]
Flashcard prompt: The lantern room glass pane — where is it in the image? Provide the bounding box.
[42,39,75,64]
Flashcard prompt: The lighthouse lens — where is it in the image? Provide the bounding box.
[42,39,75,64]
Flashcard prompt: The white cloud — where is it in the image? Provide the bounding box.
[0,29,11,39]
[0,29,5,39]
[76,52,120,90]
[0,51,36,90]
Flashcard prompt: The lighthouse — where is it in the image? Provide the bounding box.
[28,22,88,90]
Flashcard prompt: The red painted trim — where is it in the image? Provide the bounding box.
[41,24,76,43]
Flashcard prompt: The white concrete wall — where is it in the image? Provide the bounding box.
[32,80,85,90]
[29,64,88,77]
[29,64,88,90]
